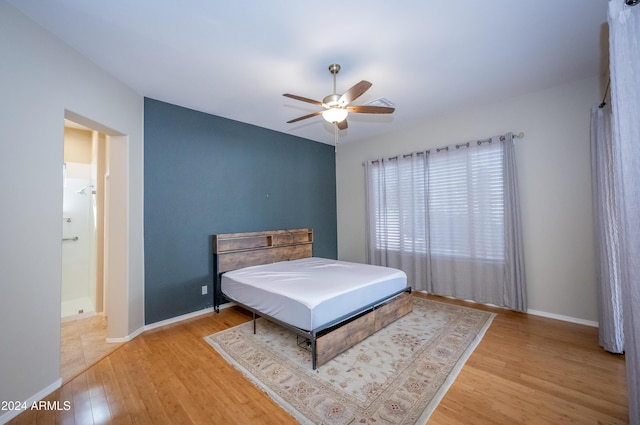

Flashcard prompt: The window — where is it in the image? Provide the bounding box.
[366,134,525,311]
[368,140,504,262]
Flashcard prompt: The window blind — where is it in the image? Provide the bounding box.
[428,142,504,260]
[368,141,504,262]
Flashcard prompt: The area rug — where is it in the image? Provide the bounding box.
[205,297,495,424]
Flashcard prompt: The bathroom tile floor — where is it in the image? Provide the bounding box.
[60,315,123,383]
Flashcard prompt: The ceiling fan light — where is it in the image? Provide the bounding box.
[322,108,348,124]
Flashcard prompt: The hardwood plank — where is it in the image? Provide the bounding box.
[8,294,628,425]
[95,358,134,425]
[57,379,75,425]
[69,373,93,425]
[84,366,112,425]
[106,347,155,425]
[419,294,628,424]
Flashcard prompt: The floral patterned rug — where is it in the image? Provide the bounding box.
[205,296,495,424]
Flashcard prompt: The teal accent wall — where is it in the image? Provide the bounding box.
[144,98,337,324]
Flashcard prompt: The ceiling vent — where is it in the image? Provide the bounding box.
[365,97,396,108]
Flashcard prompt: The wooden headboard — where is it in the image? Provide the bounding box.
[212,228,313,311]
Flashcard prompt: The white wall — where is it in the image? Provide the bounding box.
[0,0,144,410]
[336,76,601,323]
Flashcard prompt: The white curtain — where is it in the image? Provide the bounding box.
[365,133,526,312]
[590,104,625,354]
[502,134,527,312]
[608,1,640,423]
[365,151,430,290]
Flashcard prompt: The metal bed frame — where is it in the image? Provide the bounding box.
[212,228,413,369]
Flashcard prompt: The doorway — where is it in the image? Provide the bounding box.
[61,119,114,381]
[62,120,105,320]
[60,111,129,381]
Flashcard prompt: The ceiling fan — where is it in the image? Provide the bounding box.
[283,64,394,130]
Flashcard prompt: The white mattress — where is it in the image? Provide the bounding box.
[221,257,408,331]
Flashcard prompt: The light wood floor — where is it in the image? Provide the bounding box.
[10,293,628,424]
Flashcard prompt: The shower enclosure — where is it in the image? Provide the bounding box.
[61,162,97,319]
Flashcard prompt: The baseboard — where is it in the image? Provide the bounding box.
[0,378,62,425]
[4,305,233,422]
[100,305,233,342]
[144,306,215,332]
[527,309,598,328]
[143,303,238,332]
[61,311,97,323]
[419,291,599,328]
[105,324,145,343]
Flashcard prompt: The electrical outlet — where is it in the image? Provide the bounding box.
[202,285,208,295]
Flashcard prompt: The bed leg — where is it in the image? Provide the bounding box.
[253,312,257,334]
[311,339,317,370]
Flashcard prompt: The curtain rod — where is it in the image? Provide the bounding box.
[364,131,524,165]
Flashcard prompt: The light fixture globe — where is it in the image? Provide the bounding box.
[322,107,348,124]
[322,93,348,123]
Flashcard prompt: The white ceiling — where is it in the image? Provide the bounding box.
[9,0,610,145]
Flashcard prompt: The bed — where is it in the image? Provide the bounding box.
[212,228,412,369]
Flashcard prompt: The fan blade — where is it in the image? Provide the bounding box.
[286,111,323,123]
[346,105,395,114]
[283,93,323,106]
[338,80,372,106]
[337,119,348,130]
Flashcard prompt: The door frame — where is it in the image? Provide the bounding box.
[64,110,129,340]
